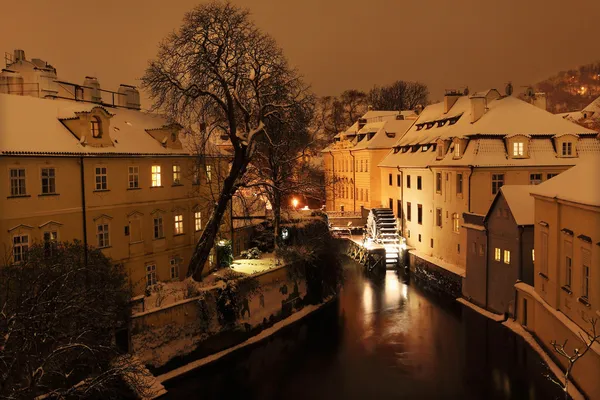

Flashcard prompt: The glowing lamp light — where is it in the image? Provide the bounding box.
[217,240,226,246]
[291,198,299,209]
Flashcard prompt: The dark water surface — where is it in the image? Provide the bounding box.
[163,260,563,399]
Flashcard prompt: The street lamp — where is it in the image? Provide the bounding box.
[291,198,299,210]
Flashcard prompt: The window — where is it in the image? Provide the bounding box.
[170,257,180,280]
[174,214,184,235]
[360,160,363,172]
[153,217,164,239]
[397,200,402,218]
[389,198,393,210]
[547,173,558,179]
[365,189,369,202]
[43,231,58,256]
[172,165,181,185]
[456,173,463,195]
[431,238,434,248]
[532,249,535,262]
[41,168,56,194]
[457,244,461,254]
[10,168,26,196]
[513,142,524,157]
[12,234,29,263]
[146,264,157,287]
[406,175,411,188]
[479,244,485,256]
[561,142,573,156]
[389,173,393,186]
[209,252,214,267]
[565,240,573,287]
[494,248,501,262]
[418,234,422,242]
[454,142,460,157]
[365,160,369,172]
[97,224,109,248]
[437,145,444,158]
[360,189,363,201]
[194,211,202,231]
[417,176,422,190]
[90,116,102,138]
[95,167,107,190]
[504,250,511,264]
[151,165,162,187]
[436,208,442,227]
[206,165,212,182]
[529,173,542,185]
[397,174,401,187]
[582,248,590,299]
[452,213,460,233]
[407,202,412,221]
[128,166,139,189]
[192,165,201,185]
[417,204,423,225]
[435,172,442,193]
[491,174,504,195]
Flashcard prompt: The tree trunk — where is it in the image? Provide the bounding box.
[187,150,246,280]
[273,191,281,249]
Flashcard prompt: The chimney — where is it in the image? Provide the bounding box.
[117,84,141,110]
[470,96,486,123]
[13,49,25,62]
[83,76,102,103]
[444,90,462,113]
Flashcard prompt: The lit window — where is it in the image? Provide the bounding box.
[43,231,58,256]
[153,217,164,239]
[532,249,535,262]
[170,257,180,280]
[41,168,56,194]
[561,142,573,156]
[504,250,511,264]
[146,264,157,287]
[206,165,212,182]
[174,214,184,235]
[151,165,162,187]
[90,116,102,138]
[128,166,139,189]
[97,223,109,248]
[12,234,29,263]
[10,168,26,196]
[172,165,181,185]
[95,167,107,190]
[494,248,501,262]
[513,142,524,157]
[491,174,504,195]
[452,213,460,233]
[194,211,202,231]
[529,173,542,185]
[454,142,460,157]
[479,244,485,256]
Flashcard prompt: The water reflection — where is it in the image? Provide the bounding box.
[164,260,563,400]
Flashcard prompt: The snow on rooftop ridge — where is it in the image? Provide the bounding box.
[530,157,600,207]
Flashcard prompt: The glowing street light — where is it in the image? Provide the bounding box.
[291,198,299,210]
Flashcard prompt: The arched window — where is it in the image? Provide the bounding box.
[90,116,102,138]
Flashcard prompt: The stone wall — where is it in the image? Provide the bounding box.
[409,252,463,298]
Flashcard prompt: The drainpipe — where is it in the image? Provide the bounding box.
[514,225,524,320]
[397,165,404,235]
[79,157,88,265]
[329,151,336,211]
[350,150,356,212]
[484,217,489,309]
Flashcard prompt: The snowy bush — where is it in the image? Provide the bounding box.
[240,247,262,259]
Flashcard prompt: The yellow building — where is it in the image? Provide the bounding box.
[0,50,223,296]
[379,89,600,273]
[322,110,416,213]
[515,158,600,399]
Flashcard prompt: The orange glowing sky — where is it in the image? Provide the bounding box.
[1,0,598,106]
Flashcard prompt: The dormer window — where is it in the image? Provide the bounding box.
[454,143,460,157]
[90,116,102,138]
[422,145,429,152]
[437,120,446,127]
[562,142,573,156]
[513,142,524,157]
[437,144,444,158]
[426,122,435,129]
[416,124,424,131]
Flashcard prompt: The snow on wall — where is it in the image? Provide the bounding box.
[130,263,306,368]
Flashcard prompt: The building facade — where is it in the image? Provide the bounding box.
[515,159,600,399]
[0,50,224,296]
[379,89,600,274]
[323,110,416,213]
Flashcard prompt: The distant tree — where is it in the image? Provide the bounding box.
[143,1,312,279]
[368,80,429,111]
[315,96,346,140]
[548,317,599,400]
[340,89,368,123]
[0,241,150,399]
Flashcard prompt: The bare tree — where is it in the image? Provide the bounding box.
[549,317,599,400]
[368,80,429,111]
[340,89,368,123]
[0,241,151,400]
[143,1,311,279]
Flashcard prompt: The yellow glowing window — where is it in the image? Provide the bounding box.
[151,165,161,187]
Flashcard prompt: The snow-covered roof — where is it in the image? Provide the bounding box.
[530,157,600,207]
[379,92,599,168]
[496,185,535,226]
[0,93,200,157]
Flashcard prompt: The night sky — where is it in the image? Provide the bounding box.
[1,0,598,105]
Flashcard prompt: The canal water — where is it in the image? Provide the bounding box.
[163,259,564,399]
